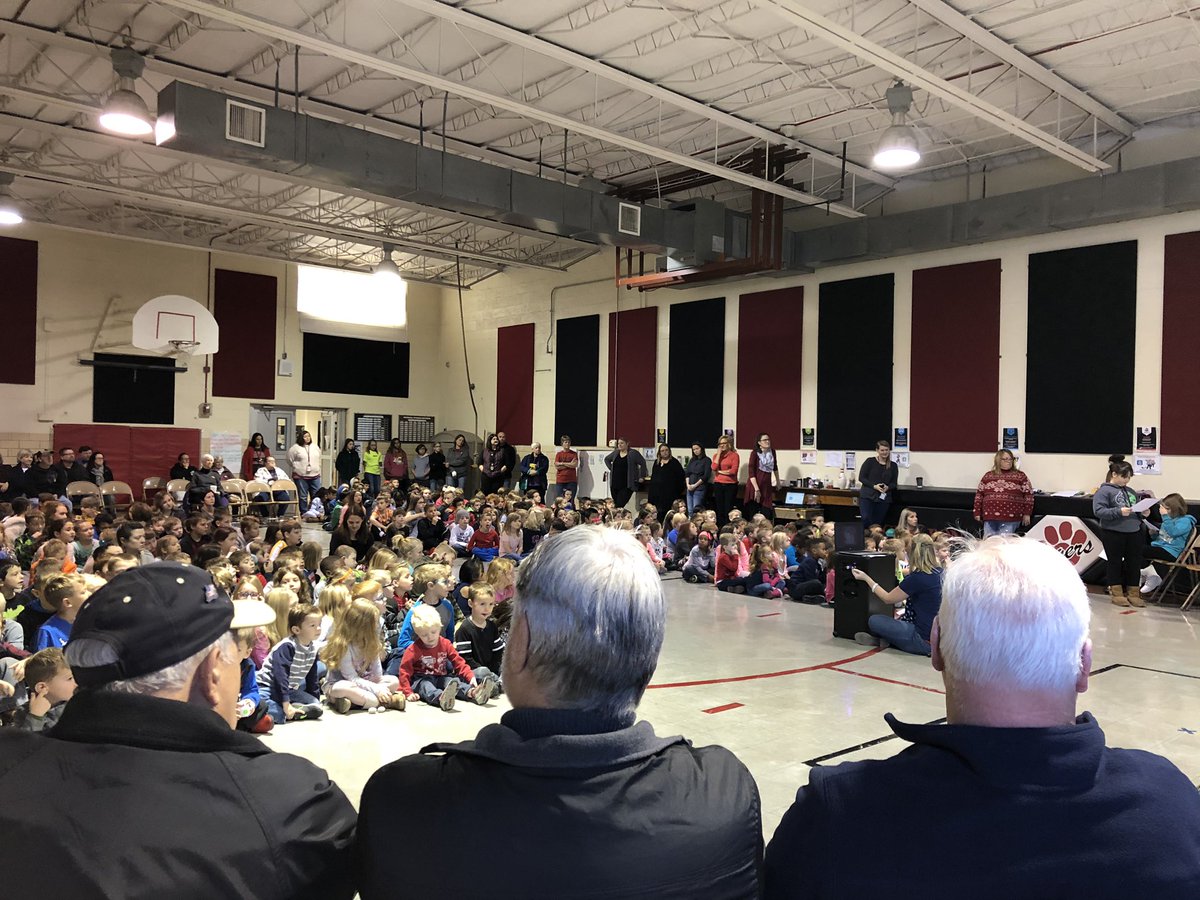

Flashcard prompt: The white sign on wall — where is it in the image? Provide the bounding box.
[209,431,243,465]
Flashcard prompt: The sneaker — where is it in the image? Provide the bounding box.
[819,600,835,609]
[439,679,459,711]
[383,693,406,712]
[1141,572,1163,594]
[250,713,274,735]
[854,632,880,647]
[303,703,323,720]
[331,696,352,715]
[684,573,699,584]
[878,638,891,651]
[473,677,496,706]
[800,594,825,605]
[729,584,746,595]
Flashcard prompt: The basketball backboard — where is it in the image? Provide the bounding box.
[132,295,219,356]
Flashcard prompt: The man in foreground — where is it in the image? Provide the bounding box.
[765,536,1200,898]
[0,564,357,898]
[357,525,763,899]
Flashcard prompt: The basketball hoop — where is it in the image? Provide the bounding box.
[168,339,201,355]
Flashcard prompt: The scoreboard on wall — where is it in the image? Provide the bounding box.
[353,414,391,443]
[396,415,436,443]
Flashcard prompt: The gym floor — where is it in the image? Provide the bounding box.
[269,531,1200,836]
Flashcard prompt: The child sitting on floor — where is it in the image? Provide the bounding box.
[257,604,324,724]
[467,510,499,564]
[448,509,474,558]
[390,563,457,670]
[683,531,716,584]
[747,544,784,599]
[787,538,829,604]
[35,573,86,651]
[716,531,748,594]
[453,583,505,694]
[11,647,75,732]
[398,605,494,711]
[322,598,405,714]
[636,526,667,574]
[233,627,273,735]
[485,557,517,633]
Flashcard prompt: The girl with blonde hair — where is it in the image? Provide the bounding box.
[321,598,404,713]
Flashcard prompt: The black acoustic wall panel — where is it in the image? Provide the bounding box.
[92,353,177,424]
[817,274,894,450]
[668,298,725,448]
[554,314,599,446]
[302,332,410,398]
[1025,241,1137,454]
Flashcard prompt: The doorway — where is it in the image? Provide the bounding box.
[249,405,346,487]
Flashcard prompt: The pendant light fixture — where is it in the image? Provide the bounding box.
[99,46,154,137]
[374,244,402,283]
[0,174,23,225]
[873,81,921,171]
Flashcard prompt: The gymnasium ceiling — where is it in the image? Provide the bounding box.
[0,0,1196,285]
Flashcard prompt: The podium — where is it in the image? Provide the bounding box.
[832,551,898,640]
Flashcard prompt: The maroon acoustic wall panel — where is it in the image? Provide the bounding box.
[0,235,37,384]
[737,287,803,449]
[495,323,535,445]
[910,259,1001,452]
[53,424,200,496]
[1162,231,1200,454]
[607,306,657,446]
[213,269,276,399]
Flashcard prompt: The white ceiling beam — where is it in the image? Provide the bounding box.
[155,0,865,216]
[904,0,1133,136]
[389,0,892,189]
[752,0,1110,172]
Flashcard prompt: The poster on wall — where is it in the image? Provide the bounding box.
[895,451,910,468]
[802,428,815,447]
[209,431,243,464]
[800,451,816,465]
[824,451,843,468]
[845,451,857,470]
[1136,426,1157,451]
[1134,454,1162,476]
[1002,427,1019,450]
[657,428,667,445]
[893,427,908,448]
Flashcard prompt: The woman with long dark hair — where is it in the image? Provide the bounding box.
[242,433,268,481]
[444,434,470,490]
[478,434,506,495]
[685,444,712,516]
[743,433,778,521]
[384,438,409,493]
[329,505,375,563]
[335,439,361,488]
[604,438,648,510]
[647,444,685,515]
[1092,454,1148,608]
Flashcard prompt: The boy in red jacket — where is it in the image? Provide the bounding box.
[398,605,496,710]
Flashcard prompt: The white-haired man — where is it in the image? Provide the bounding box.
[0,564,357,898]
[765,537,1200,898]
[356,526,763,899]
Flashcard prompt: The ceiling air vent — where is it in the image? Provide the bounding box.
[225,99,266,148]
[618,202,642,237]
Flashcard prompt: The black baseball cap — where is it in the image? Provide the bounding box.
[69,563,273,688]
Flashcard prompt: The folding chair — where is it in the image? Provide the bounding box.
[66,481,102,506]
[270,478,302,519]
[142,476,166,503]
[101,481,135,513]
[166,478,190,502]
[1149,528,1199,606]
[243,481,274,518]
[222,479,247,517]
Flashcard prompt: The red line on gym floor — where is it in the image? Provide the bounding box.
[1120,610,1138,615]
[827,666,946,695]
[703,702,745,714]
[757,612,782,618]
[647,648,881,689]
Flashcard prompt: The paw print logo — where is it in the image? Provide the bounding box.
[1044,521,1091,566]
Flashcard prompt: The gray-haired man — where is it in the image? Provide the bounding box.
[356,525,763,899]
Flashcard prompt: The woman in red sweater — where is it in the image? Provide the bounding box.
[973,449,1034,537]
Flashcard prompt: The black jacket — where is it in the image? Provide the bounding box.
[0,690,357,899]
[648,456,687,513]
[27,464,65,496]
[335,449,361,483]
[356,708,763,899]
[54,462,88,486]
[765,713,1200,899]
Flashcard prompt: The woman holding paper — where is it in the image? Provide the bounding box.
[1092,454,1148,608]
[857,440,898,528]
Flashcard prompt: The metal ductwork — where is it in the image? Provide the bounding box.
[154,81,720,257]
[787,156,1200,270]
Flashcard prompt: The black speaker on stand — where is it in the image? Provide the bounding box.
[832,551,898,640]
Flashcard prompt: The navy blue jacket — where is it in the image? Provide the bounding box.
[765,712,1200,898]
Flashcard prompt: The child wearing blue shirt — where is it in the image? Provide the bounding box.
[35,573,86,651]
[386,563,456,675]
